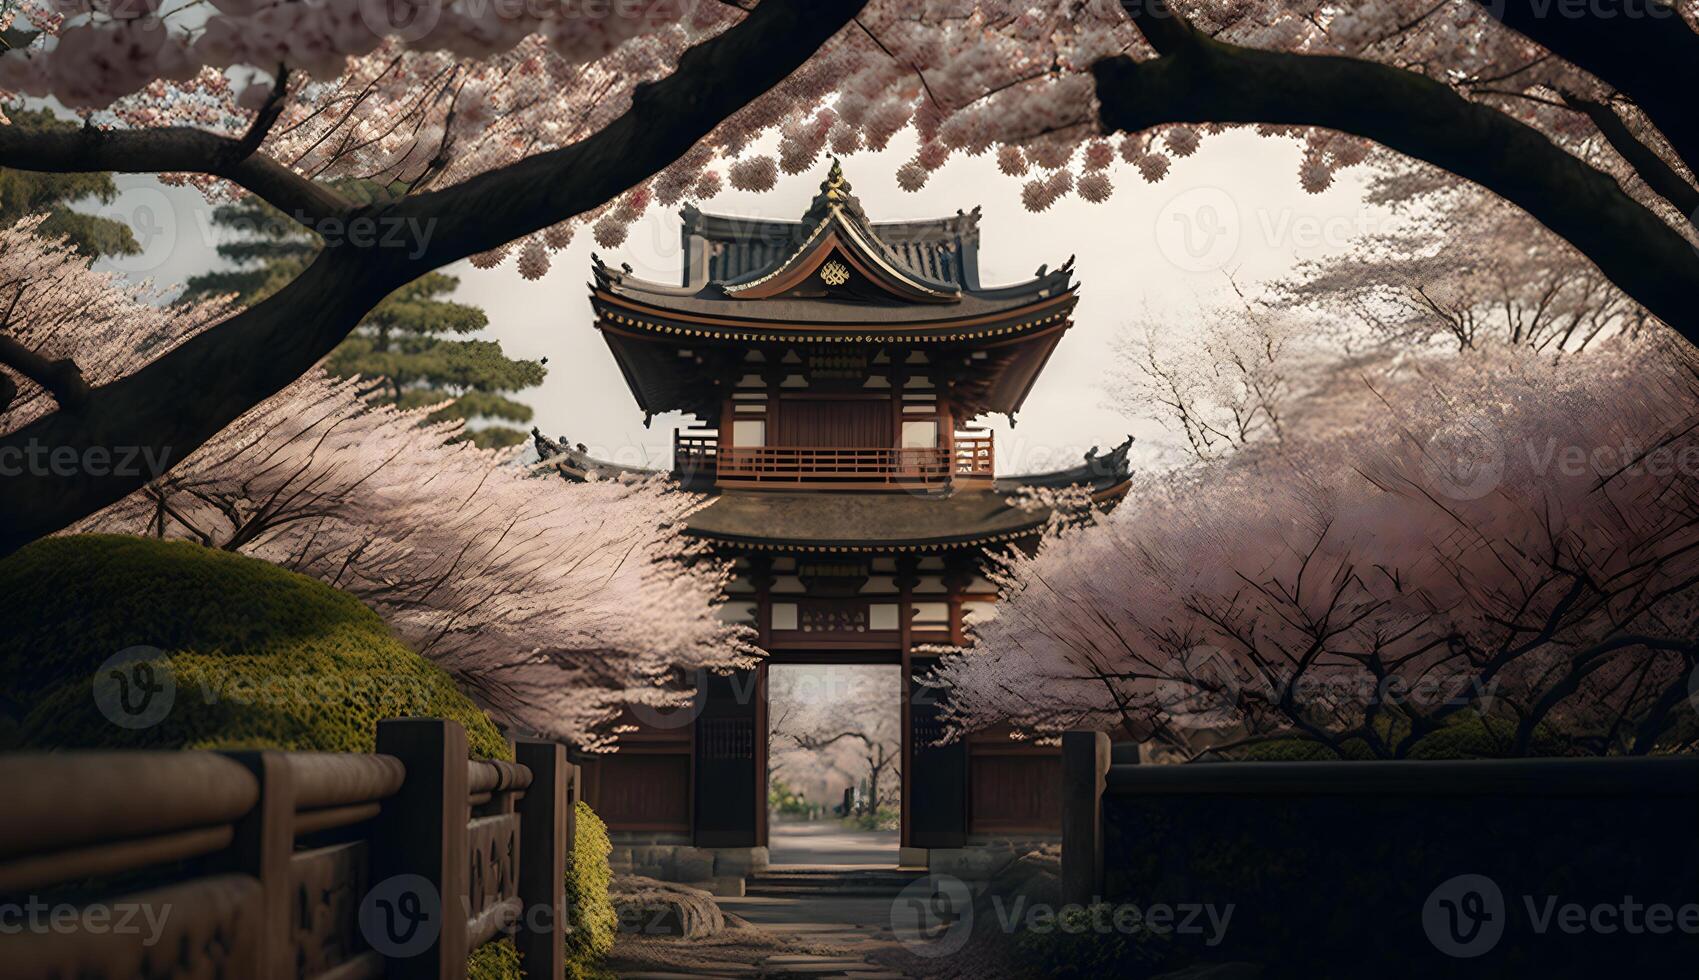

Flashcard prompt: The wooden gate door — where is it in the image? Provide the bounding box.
[694,668,762,847]
[906,654,968,848]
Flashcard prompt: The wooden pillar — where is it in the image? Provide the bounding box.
[695,557,763,850]
[751,554,774,850]
[908,554,969,849]
[943,557,974,646]
[514,739,570,980]
[1061,731,1112,906]
[372,718,470,980]
[221,751,293,980]
[897,554,917,849]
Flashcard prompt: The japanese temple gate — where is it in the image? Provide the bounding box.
[549,162,1131,871]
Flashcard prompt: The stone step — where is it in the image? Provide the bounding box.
[743,870,930,898]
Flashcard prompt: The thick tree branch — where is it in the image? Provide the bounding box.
[0,0,866,557]
[1092,20,1699,345]
[1559,90,1699,226]
[232,66,291,161]
[1474,0,1699,176]
[0,123,352,226]
[389,0,869,267]
[0,334,88,410]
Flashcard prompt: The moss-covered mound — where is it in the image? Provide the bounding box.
[0,534,506,758]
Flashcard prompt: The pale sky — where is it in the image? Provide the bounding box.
[97,128,1389,475]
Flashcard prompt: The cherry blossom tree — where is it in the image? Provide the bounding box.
[1273,160,1658,355]
[937,337,1699,759]
[0,220,751,747]
[81,371,756,747]
[1110,301,1307,462]
[5,0,1699,556]
[770,665,902,816]
[0,214,230,423]
[0,0,874,553]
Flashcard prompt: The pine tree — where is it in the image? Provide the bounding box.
[181,191,545,448]
[0,108,140,258]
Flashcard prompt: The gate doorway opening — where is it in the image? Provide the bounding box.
[767,663,902,868]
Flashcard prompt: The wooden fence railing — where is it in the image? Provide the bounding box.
[0,718,578,980]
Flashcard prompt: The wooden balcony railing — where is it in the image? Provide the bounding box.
[674,429,995,489]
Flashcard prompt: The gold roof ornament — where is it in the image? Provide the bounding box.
[822,157,852,204]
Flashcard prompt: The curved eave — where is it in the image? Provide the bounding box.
[590,288,1078,344]
[684,480,1131,554]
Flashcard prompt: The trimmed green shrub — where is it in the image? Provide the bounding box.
[0,534,507,758]
[1015,902,1174,979]
[1237,713,1570,761]
[467,939,523,980]
[566,800,616,978]
[0,535,521,975]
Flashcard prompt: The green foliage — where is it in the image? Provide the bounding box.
[1015,903,1173,980]
[1236,713,1571,761]
[768,778,812,815]
[180,195,544,447]
[0,108,139,258]
[566,801,617,979]
[0,534,508,759]
[467,939,523,980]
[843,806,900,831]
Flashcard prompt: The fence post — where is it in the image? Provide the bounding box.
[1061,730,1111,907]
[373,718,470,980]
[514,739,568,980]
[221,751,294,980]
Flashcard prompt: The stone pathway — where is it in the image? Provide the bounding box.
[767,820,900,867]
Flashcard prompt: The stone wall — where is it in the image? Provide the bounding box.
[608,831,767,896]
